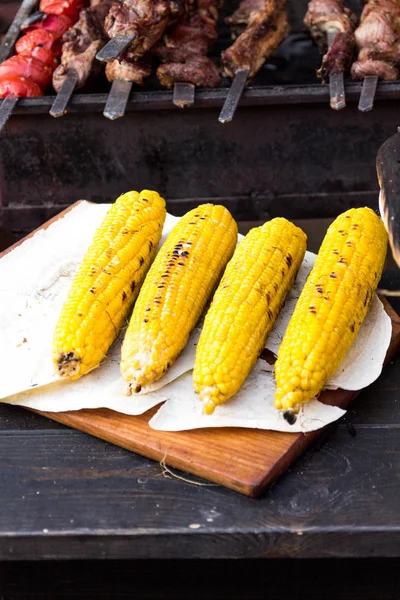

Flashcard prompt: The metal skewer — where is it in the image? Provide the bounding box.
[20,10,45,30]
[0,0,40,63]
[0,94,18,131]
[358,74,378,112]
[96,34,135,63]
[326,29,346,111]
[173,83,195,108]
[0,0,40,133]
[103,79,133,119]
[49,71,79,117]
[218,68,249,124]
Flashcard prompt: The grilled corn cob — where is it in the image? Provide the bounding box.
[121,204,238,392]
[53,190,166,379]
[275,207,388,417]
[194,218,307,414]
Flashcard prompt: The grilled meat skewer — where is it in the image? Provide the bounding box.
[219,0,288,123]
[155,0,221,91]
[53,0,114,93]
[222,0,288,80]
[304,0,357,111]
[51,0,115,116]
[103,51,152,119]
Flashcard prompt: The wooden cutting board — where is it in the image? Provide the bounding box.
[2,203,400,497]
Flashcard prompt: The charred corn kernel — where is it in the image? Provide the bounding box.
[193,218,307,414]
[53,190,166,379]
[121,204,238,392]
[275,207,388,415]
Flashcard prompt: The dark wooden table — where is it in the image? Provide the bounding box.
[0,227,400,598]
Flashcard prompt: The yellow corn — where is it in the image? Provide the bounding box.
[193,218,307,414]
[53,190,166,379]
[121,204,238,392]
[275,207,388,415]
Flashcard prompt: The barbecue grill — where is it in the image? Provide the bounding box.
[0,0,398,241]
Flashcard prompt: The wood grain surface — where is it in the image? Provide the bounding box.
[2,204,400,498]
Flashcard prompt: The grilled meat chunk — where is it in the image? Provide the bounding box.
[304,0,357,52]
[226,0,282,38]
[105,51,152,82]
[53,39,103,90]
[317,31,355,82]
[351,0,400,81]
[222,6,289,80]
[105,0,185,58]
[157,53,220,87]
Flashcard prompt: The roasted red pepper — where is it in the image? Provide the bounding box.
[0,75,43,98]
[15,29,62,57]
[22,45,58,68]
[39,0,84,20]
[24,14,73,39]
[0,55,53,89]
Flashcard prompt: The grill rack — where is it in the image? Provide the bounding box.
[2,0,400,115]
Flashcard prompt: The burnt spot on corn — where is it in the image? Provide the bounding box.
[283,410,297,425]
[131,281,136,292]
[122,291,127,302]
[267,309,273,320]
[149,240,153,251]
[133,384,142,393]
[157,285,164,289]
[332,249,339,255]
[338,257,347,264]
[139,256,144,266]
[266,291,271,303]
[346,241,354,246]
[161,274,169,278]
[350,322,355,332]
[338,230,347,236]
[352,224,359,230]
[281,268,285,276]
[285,253,293,267]
[144,318,149,323]
[178,262,184,266]
[181,251,189,257]
[89,287,96,293]
[315,284,323,294]
[145,308,151,312]
[274,283,278,292]
[78,313,83,317]
[167,362,171,368]
[309,306,317,314]
[330,272,337,278]
[172,250,180,256]
[106,249,113,257]
[189,221,196,225]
